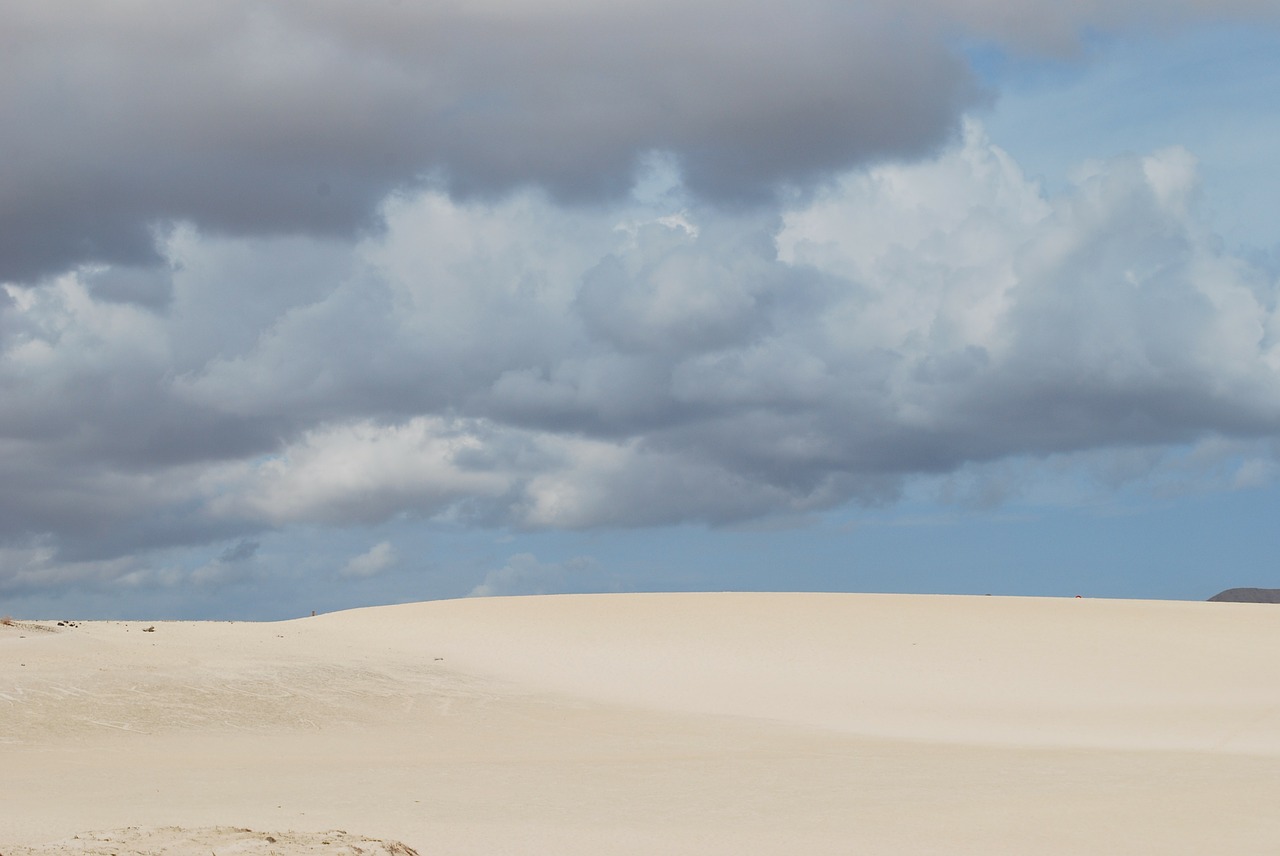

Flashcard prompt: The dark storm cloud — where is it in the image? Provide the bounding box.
[1,0,979,281]
[7,0,1274,281]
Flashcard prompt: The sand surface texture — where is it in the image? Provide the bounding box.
[3,593,1280,854]
[4,827,419,855]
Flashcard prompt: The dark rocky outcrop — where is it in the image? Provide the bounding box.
[1208,588,1280,603]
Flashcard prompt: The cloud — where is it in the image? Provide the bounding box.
[3,118,1280,590]
[218,539,260,564]
[0,544,98,595]
[339,541,398,579]
[175,125,1280,531]
[5,0,1275,281]
[469,553,597,598]
[190,537,261,587]
[206,419,514,526]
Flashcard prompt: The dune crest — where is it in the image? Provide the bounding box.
[310,592,1280,752]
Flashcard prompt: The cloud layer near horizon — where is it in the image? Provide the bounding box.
[3,120,1280,592]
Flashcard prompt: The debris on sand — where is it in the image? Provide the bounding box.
[4,826,420,855]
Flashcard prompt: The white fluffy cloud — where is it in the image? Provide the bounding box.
[191,125,1280,530]
[340,542,397,579]
[2,119,1280,591]
[206,418,513,526]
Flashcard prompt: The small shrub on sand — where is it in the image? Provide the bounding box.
[1,616,14,626]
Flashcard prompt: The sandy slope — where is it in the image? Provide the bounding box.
[2,593,1280,855]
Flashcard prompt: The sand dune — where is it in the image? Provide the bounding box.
[3,593,1280,854]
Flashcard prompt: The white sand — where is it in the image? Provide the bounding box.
[3,593,1280,854]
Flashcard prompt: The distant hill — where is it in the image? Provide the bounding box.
[1208,588,1280,603]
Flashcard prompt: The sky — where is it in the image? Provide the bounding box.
[3,0,1280,619]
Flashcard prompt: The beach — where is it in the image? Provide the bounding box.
[3,593,1280,854]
